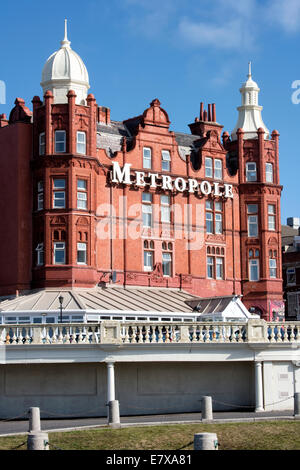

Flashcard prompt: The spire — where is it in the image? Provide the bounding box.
[61,19,71,48]
[248,61,252,79]
[231,63,269,141]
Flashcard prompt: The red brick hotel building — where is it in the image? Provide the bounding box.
[0,25,283,320]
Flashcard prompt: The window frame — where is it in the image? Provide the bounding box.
[269,257,277,279]
[205,157,213,178]
[144,250,154,272]
[54,130,66,153]
[76,131,86,155]
[161,150,171,172]
[265,162,274,183]
[77,242,87,265]
[36,243,44,266]
[53,178,66,209]
[214,159,223,180]
[53,241,66,265]
[77,179,88,210]
[37,181,44,211]
[143,147,152,170]
[142,192,153,228]
[246,162,257,182]
[249,259,260,281]
[160,194,171,223]
[162,251,172,277]
[268,204,276,231]
[247,204,259,238]
[39,132,45,156]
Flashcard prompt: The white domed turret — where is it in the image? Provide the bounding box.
[41,20,90,105]
[231,63,269,141]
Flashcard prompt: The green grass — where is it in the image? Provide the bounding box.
[1,421,300,451]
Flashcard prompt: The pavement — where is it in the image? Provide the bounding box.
[0,410,296,437]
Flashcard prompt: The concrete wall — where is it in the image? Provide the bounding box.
[0,361,255,419]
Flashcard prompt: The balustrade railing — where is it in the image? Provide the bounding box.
[0,320,299,346]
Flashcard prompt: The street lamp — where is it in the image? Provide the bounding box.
[58,295,64,323]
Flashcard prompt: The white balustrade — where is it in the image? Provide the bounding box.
[0,321,299,346]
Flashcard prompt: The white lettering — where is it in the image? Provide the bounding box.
[135,171,146,187]
[111,162,132,185]
[213,182,222,196]
[224,184,234,198]
[200,181,212,195]
[174,177,186,192]
[148,172,159,188]
[188,178,199,193]
[162,174,173,190]
[110,162,234,199]
[292,80,300,105]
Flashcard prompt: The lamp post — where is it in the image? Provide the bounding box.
[58,295,64,323]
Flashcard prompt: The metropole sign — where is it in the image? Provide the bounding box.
[110,162,234,198]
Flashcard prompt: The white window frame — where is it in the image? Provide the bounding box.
[77,179,87,210]
[143,147,152,169]
[214,159,222,180]
[53,242,66,265]
[246,162,257,182]
[142,193,152,228]
[144,250,153,272]
[162,150,171,172]
[53,179,66,209]
[266,162,274,183]
[247,204,258,237]
[76,131,86,155]
[269,258,277,279]
[268,204,276,231]
[207,256,214,279]
[216,257,224,280]
[36,243,44,266]
[249,259,259,281]
[77,242,87,265]
[55,130,66,153]
[39,132,45,156]
[161,195,171,223]
[162,252,172,277]
[205,157,213,178]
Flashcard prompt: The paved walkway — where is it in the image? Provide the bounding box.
[0,410,295,436]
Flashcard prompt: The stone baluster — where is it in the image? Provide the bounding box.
[123,325,129,343]
[157,326,162,343]
[144,326,150,343]
[11,329,17,344]
[17,328,23,344]
[165,326,170,342]
[45,327,51,344]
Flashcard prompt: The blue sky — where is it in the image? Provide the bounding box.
[1,0,300,224]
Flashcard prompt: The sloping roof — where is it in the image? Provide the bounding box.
[281,224,299,247]
[185,296,235,314]
[0,287,197,314]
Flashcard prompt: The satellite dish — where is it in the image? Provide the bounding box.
[111,271,117,283]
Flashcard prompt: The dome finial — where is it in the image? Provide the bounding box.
[248,61,252,79]
[61,18,71,48]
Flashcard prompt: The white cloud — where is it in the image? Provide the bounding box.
[266,0,300,33]
[179,18,254,51]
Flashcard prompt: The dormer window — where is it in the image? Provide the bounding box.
[246,162,257,182]
[55,130,66,153]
